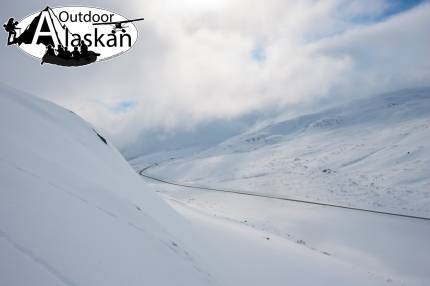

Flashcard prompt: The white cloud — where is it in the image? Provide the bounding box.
[32,0,429,151]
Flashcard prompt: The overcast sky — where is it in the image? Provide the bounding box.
[1,0,429,156]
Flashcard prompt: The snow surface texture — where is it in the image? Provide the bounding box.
[134,88,430,217]
[0,83,401,285]
[0,84,213,286]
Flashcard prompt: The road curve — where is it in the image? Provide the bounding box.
[138,167,430,222]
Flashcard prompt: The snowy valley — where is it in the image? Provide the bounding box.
[2,1,429,285]
[131,88,430,286]
[132,88,430,217]
[1,84,416,286]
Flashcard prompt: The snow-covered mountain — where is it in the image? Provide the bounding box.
[1,84,409,286]
[133,87,430,217]
[0,83,213,286]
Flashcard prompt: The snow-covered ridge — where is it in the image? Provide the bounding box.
[136,88,430,216]
[218,87,430,152]
[0,83,212,286]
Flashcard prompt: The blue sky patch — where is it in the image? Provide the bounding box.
[111,100,138,113]
[351,0,425,23]
[251,42,267,63]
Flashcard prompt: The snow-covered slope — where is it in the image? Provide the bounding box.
[135,88,430,217]
[0,83,212,286]
[2,83,425,286]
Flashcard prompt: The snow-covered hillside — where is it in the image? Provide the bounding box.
[129,88,430,286]
[0,83,213,286]
[134,88,430,217]
[1,84,407,286]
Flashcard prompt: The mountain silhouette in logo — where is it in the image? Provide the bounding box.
[15,7,56,46]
